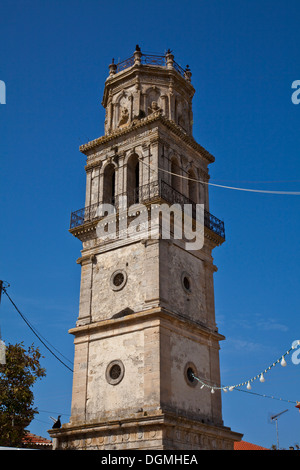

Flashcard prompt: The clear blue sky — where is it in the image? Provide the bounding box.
[1,0,300,450]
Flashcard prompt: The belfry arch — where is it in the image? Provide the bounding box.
[170,156,182,193]
[103,162,116,205]
[187,168,198,203]
[126,153,140,205]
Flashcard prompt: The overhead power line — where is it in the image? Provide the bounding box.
[142,160,300,195]
[1,285,73,373]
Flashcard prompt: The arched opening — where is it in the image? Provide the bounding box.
[199,182,205,206]
[171,158,181,193]
[127,154,140,205]
[103,163,116,205]
[188,169,198,203]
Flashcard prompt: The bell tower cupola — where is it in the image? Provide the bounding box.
[103,45,194,137]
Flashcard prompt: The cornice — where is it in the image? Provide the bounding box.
[102,62,195,106]
[68,306,224,343]
[69,215,224,247]
[79,112,215,164]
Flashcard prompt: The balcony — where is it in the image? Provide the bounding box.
[108,47,192,83]
[69,180,225,240]
[115,53,187,78]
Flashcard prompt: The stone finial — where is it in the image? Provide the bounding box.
[184,65,192,82]
[165,50,174,70]
[109,58,117,76]
[134,45,142,65]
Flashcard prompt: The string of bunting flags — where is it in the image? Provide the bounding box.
[191,341,300,409]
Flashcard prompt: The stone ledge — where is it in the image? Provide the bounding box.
[68,307,224,344]
[79,113,215,164]
[48,409,242,450]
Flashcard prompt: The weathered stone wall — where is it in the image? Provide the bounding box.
[85,329,145,421]
[68,307,223,428]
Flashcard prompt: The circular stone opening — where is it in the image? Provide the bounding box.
[184,362,198,388]
[186,367,195,383]
[113,272,124,287]
[110,269,127,291]
[181,272,192,293]
[106,360,125,385]
[109,363,121,380]
[183,276,190,291]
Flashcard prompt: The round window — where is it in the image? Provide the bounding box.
[183,276,190,291]
[106,360,125,385]
[113,272,124,287]
[110,269,127,291]
[186,367,195,383]
[181,272,192,293]
[109,363,121,379]
[184,362,198,387]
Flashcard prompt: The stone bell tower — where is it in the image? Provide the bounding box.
[49,46,242,450]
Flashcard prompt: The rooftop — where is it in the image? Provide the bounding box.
[234,440,269,451]
[22,431,52,449]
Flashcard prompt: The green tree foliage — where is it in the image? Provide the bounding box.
[0,342,46,447]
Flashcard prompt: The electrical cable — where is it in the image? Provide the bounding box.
[142,160,300,195]
[38,409,70,417]
[14,314,74,367]
[1,286,73,373]
[233,387,297,405]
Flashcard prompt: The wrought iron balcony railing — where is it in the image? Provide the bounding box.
[70,180,225,240]
[116,53,187,79]
[160,181,225,239]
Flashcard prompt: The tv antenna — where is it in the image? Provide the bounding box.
[270,409,288,449]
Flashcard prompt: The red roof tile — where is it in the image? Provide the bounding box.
[22,432,52,447]
[234,440,269,450]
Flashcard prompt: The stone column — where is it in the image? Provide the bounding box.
[144,325,161,409]
[149,136,160,186]
[76,258,94,326]
[161,94,168,118]
[85,169,92,207]
[208,340,223,426]
[168,78,175,122]
[91,166,101,205]
[70,336,89,425]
